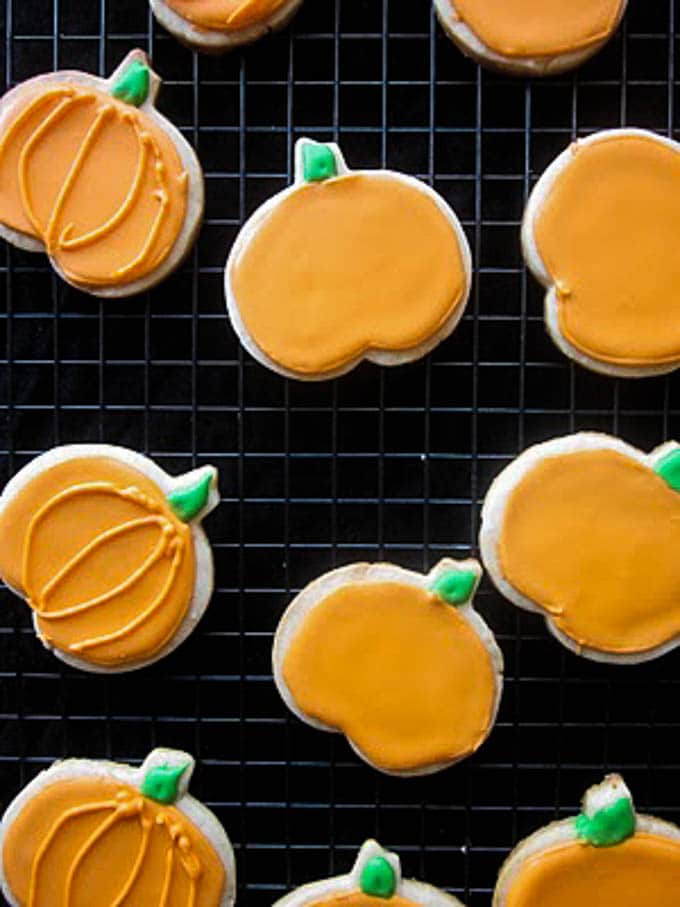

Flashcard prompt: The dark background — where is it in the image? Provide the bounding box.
[1,1,680,904]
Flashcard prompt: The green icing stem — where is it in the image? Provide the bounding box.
[360,856,397,899]
[574,796,636,847]
[302,143,338,182]
[110,59,151,107]
[431,569,477,605]
[654,447,680,492]
[167,470,214,523]
[140,762,190,805]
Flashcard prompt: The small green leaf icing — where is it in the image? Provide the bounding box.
[575,796,636,847]
[360,855,397,899]
[111,59,150,107]
[303,143,338,182]
[140,762,190,805]
[654,448,680,492]
[167,469,215,523]
[431,569,477,605]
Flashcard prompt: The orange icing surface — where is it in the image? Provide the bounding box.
[504,834,680,907]
[452,0,624,59]
[2,777,225,907]
[281,581,497,772]
[230,173,467,376]
[498,449,680,655]
[165,0,289,31]
[0,457,195,667]
[309,895,418,907]
[534,134,680,367]
[0,81,187,288]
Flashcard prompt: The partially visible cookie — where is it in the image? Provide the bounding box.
[494,775,680,907]
[274,839,466,907]
[435,0,627,77]
[0,748,235,907]
[0,444,219,673]
[480,432,680,664]
[0,50,203,297]
[151,0,304,52]
[273,559,503,776]
[226,138,472,381]
[523,128,680,376]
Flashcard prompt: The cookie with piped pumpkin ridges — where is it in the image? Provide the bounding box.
[275,839,466,907]
[522,128,680,377]
[225,138,472,381]
[434,0,627,77]
[0,748,235,907]
[151,0,304,52]
[480,432,680,664]
[273,559,503,776]
[0,444,219,673]
[494,775,680,907]
[0,50,203,297]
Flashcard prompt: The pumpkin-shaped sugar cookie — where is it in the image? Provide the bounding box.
[480,432,680,663]
[226,139,472,380]
[275,839,465,907]
[0,50,203,297]
[0,748,235,907]
[151,0,304,52]
[435,0,627,76]
[523,129,680,376]
[0,444,219,672]
[494,775,680,907]
[273,559,503,776]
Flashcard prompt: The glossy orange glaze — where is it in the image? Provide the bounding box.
[164,0,289,32]
[534,134,680,366]
[281,581,497,772]
[452,0,624,58]
[498,449,680,654]
[0,81,187,287]
[0,457,195,667]
[231,173,467,376]
[309,894,418,907]
[504,833,680,906]
[2,777,225,907]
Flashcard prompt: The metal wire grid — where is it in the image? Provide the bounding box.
[1,0,680,904]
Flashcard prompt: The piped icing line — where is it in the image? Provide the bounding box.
[0,749,236,907]
[480,432,680,664]
[273,839,467,907]
[0,445,218,674]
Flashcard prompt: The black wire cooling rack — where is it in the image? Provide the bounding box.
[2,1,680,904]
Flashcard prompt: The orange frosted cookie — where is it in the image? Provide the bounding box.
[494,775,680,907]
[274,840,466,907]
[151,0,304,52]
[273,559,503,776]
[523,129,680,376]
[0,444,219,672]
[435,0,627,76]
[0,748,235,907]
[226,139,472,380]
[0,50,203,297]
[480,432,680,663]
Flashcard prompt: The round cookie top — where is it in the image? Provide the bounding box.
[1,749,231,907]
[450,0,625,59]
[489,436,680,659]
[526,130,680,371]
[274,560,502,775]
[163,0,290,32]
[0,53,190,291]
[226,139,471,379]
[0,447,217,670]
[496,776,680,907]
